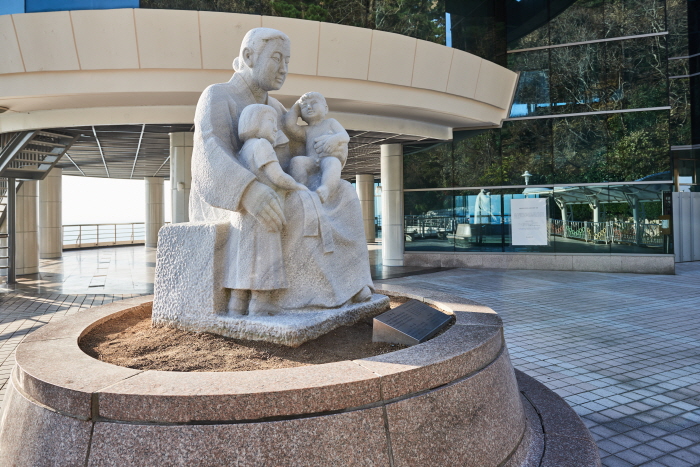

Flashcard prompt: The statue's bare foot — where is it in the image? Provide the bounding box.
[228,290,250,316]
[352,286,372,303]
[316,185,329,203]
[249,294,281,316]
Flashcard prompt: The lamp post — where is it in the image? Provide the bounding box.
[522,171,532,185]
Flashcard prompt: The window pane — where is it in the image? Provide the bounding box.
[550,43,605,114]
[606,111,671,182]
[454,190,507,252]
[549,0,604,46]
[668,0,690,58]
[604,36,668,111]
[548,185,612,254]
[506,0,549,50]
[553,115,607,183]
[501,119,553,185]
[498,188,557,253]
[605,0,665,38]
[447,0,507,65]
[607,184,673,254]
[508,50,551,117]
[670,76,692,146]
[403,141,453,189]
[453,130,502,187]
[404,191,455,252]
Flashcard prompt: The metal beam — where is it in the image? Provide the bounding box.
[92,126,110,178]
[130,124,146,179]
[64,153,86,176]
[153,156,170,177]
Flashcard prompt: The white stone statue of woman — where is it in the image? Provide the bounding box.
[189,28,373,317]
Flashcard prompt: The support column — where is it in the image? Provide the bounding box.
[631,196,643,245]
[380,144,404,266]
[591,199,600,223]
[555,198,568,238]
[145,177,164,248]
[356,174,375,243]
[169,132,193,223]
[39,168,63,259]
[16,181,39,275]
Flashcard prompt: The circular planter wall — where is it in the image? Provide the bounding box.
[0,293,599,466]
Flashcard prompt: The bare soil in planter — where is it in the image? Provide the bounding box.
[80,296,443,372]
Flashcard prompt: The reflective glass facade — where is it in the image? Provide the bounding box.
[405,0,699,256]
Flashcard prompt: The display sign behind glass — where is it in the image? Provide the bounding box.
[511,198,548,246]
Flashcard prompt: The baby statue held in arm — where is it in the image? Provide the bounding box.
[284,92,350,203]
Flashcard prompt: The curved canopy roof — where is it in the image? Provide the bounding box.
[0,9,518,179]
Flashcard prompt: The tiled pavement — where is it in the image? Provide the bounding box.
[377,262,700,467]
[1,246,699,467]
[0,292,147,406]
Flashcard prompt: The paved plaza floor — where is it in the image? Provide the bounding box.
[1,245,699,467]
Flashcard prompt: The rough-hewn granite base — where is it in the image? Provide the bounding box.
[0,293,600,467]
[153,222,385,346]
[154,293,389,347]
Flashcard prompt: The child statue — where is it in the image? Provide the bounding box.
[283,92,350,203]
[225,103,307,316]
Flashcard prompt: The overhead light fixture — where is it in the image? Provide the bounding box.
[0,106,9,114]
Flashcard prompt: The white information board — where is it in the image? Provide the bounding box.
[511,198,548,246]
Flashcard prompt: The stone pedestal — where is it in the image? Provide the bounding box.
[152,223,388,346]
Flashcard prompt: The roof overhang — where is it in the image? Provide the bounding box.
[0,9,518,139]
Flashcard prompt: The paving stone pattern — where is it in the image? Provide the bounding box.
[0,292,146,407]
[379,262,700,467]
[0,246,699,467]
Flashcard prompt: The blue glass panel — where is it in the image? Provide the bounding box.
[0,0,25,15]
[26,0,138,13]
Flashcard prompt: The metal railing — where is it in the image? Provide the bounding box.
[404,215,468,240]
[551,219,663,247]
[63,223,146,249]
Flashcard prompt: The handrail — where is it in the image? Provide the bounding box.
[63,222,147,249]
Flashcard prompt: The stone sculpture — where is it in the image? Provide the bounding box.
[152,27,387,346]
[284,92,349,203]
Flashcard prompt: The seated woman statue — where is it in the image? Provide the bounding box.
[189,27,373,316]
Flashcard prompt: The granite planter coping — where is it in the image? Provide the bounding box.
[4,290,601,466]
[12,292,505,424]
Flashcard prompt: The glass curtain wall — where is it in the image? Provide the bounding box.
[406,0,684,256]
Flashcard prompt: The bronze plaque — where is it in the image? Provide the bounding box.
[373,299,452,346]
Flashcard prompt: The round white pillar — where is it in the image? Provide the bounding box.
[145,177,164,248]
[169,132,193,224]
[356,174,376,243]
[39,168,62,259]
[380,144,404,266]
[16,181,39,275]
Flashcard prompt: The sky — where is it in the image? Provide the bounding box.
[63,176,171,225]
